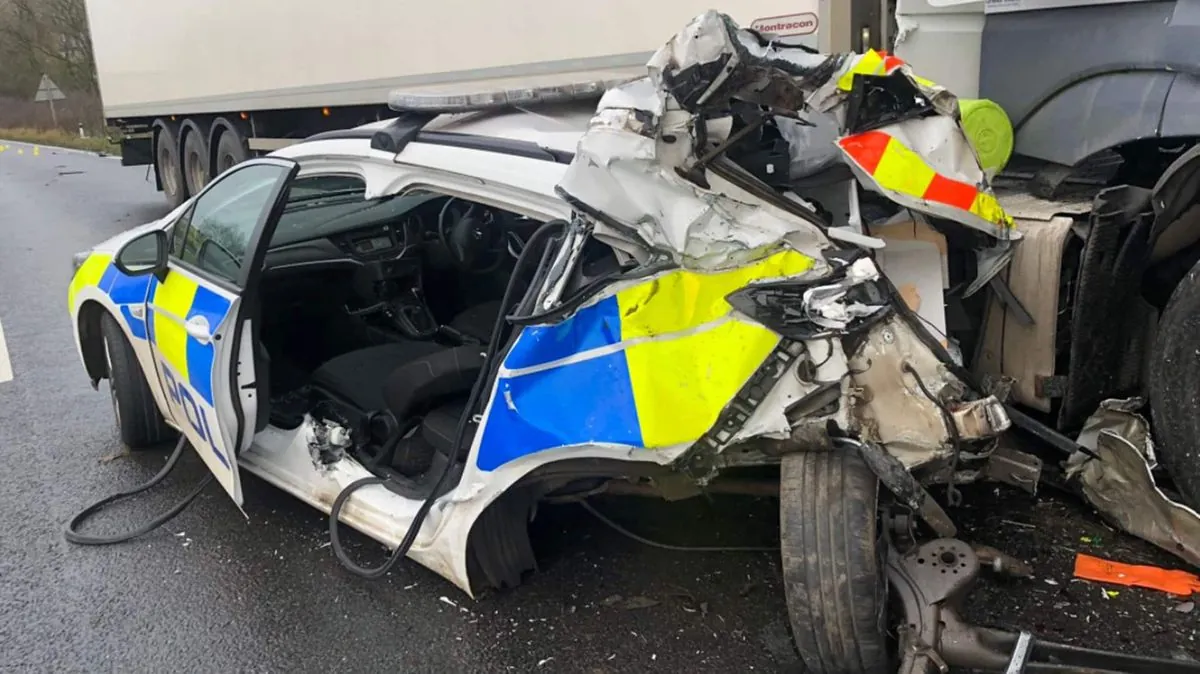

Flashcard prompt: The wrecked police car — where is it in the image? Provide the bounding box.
[64,11,1200,674]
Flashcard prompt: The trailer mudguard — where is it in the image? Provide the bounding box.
[980,0,1200,168]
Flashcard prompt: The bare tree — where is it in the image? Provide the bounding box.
[0,0,98,96]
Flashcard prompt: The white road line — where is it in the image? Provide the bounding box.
[0,319,12,384]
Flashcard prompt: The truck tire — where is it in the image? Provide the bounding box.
[780,449,889,674]
[214,126,250,175]
[182,129,209,198]
[1148,256,1200,508]
[100,313,174,450]
[155,124,187,208]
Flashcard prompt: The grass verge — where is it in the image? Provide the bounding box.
[0,127,119,154]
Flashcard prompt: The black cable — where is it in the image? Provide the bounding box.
[329,220,567,579]
[901,361,964,507]
[578,500,776,553]
[64,437,213,545]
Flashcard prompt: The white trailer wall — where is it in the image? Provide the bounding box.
[86,0,821,118]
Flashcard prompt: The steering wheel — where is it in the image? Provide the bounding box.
[437,198,506,274]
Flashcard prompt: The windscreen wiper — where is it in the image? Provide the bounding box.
[284,188,368,207]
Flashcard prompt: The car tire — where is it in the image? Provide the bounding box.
[155,124,187,209]
[100,313,175,450]
[214,126,250,176]
[1148,256,1200,508]
[780,449,889,674]
[182,129,209,198]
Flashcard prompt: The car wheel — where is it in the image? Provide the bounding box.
[100,313,175,450]
[182,130,209,198]
[155,124,187,209]
[780,449,890,674]
[1148,256,1200,508]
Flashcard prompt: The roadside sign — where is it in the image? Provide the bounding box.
[34,74,65,102]
[33,74,66,126]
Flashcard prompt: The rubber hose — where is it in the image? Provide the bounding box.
[65,437,213,545]
[328,220,567,578]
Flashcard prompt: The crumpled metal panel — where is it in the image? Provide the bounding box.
[557,10,1014,275]
[1066,398,1200,568]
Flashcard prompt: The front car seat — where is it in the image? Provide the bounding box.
[310,341,446,413]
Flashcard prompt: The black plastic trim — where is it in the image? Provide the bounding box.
[304,128,377,142]
[303,115,576,165]
[415,131,574,165]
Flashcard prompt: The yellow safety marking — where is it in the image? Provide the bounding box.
[871,138,937,198]
[33,146,39,156]
[837,50,886,91]
[913,74,937,89]
[67,252,112,310]
[151,272,199,380]
[969,191,1014,228]
[615,249,815,340]
[626,319,780,447]
[16,148,22,155]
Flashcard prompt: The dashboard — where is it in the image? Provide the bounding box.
[261,194,534,275]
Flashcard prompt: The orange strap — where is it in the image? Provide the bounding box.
[1074,553,1200,596]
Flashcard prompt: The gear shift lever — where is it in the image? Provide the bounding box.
[389,288,438,339]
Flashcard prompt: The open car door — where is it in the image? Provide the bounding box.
[142,157,299,505]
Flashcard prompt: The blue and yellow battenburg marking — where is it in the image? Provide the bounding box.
[69,252,233,406]
[474,249,817,471]
[68,252,234,468]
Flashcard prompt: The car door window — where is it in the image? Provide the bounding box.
[172,163,291,284]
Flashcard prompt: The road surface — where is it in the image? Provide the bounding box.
[0,139,1195,673]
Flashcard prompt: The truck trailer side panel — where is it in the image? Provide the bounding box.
[85,0,821,119]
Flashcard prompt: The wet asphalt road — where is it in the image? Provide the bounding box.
[2,140,1198,674]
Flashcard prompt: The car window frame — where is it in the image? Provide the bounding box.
[164,161,296,293]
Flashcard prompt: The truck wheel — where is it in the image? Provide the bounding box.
[780,449,889,674]
[214,126,250,175]
[1148,256,1200,508]
[182,130,209,198]
[100,313,174,450]
[155,125,187,208]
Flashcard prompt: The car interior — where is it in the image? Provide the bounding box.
[251,175,620,493]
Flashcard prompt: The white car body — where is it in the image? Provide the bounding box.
[69,12,1015,595]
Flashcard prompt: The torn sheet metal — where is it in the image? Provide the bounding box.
[561,76,834,270]
[837,115,1018,241]
[848,318,1008,468]
[1066,398,1200,567]
[558,10,1015,274]
[305,415,352,468]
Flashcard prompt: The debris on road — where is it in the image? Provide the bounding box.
[973,543,1033,578]
[1065,398,1200,567]
[98,448,129,463]
[600,595,660,610]
[1074,552,1200,597]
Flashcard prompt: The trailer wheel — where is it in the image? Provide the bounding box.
[214,126,250,175]
[780,449,890,674]
[182,129,209,197]
[155,124,187,208]
[1148,256,1200,508]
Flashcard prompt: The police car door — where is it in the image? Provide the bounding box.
[147,158,298,505]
